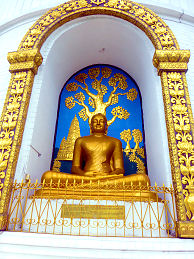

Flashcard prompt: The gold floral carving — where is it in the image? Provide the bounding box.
[154,50,194,237]
[8,49,43,74]
[153,50,190,75]
[0,50,42,229]
[18,0,179,51]
[0,0,194,237]
[0,215,7,230]
[177,221,194,238]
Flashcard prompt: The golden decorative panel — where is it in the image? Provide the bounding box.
[0,0,193,238]
[61,204,125,219]
[177,221,194,238]
[154,50,194,237]
[7,49,42,74]
[153,50,190,75]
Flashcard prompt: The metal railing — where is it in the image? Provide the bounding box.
[7,180,177,238]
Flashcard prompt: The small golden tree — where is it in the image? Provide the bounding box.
[121,128,146,173]
[132,129,143,149]
[65,67,137,126]
[120,129,132,153]
[132,129,145,158]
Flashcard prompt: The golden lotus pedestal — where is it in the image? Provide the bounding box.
[34,183,159,201]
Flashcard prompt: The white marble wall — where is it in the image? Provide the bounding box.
[140,0,194,11]
[0,0,65,27]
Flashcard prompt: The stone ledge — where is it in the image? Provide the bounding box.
[0,231,194,259]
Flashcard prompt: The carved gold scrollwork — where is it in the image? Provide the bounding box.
[0,50,42,228]
[7,49,43,74]
[0,172,5,198]
[154,49,194,235]
[0,72,27,199]
[91,0,106,5]
[166,71,194,221]
[153,50,190,75]
[18,0,179,51]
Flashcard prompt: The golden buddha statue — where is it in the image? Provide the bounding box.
[41,113,150,187]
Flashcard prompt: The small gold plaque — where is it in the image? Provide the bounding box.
[61,204,125,220]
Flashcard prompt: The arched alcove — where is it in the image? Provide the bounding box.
[14,15,172,187]
[52,64,146,175]
[0,0,192,236]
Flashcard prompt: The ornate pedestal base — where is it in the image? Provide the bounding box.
[34,184,158,202]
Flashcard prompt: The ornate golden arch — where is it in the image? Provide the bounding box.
[0,0,193,237]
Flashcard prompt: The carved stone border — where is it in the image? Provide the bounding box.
[153,50,194,237]
[0,49,42,229]
[0,0,193,237]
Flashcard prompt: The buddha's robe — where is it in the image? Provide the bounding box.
[42,135,150,186]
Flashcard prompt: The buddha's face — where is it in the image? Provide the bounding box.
[91,114,107,134]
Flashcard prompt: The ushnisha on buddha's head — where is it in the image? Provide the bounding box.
[90,113,107,135]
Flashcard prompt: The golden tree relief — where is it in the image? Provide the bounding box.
[120,129,146,174]
[65,67,137,126]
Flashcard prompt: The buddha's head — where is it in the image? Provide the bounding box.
[90,113,107,134]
